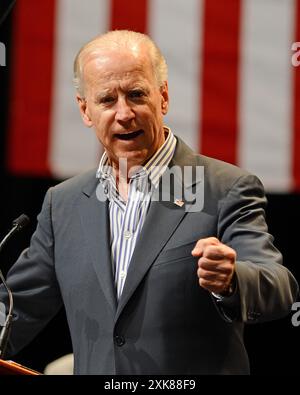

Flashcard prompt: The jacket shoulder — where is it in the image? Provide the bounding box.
[174,136,254,185]
[49,169,98,206]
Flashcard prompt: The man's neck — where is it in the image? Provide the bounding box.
[116,172,129,202]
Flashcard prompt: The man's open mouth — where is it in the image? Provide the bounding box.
[115,130,143,140]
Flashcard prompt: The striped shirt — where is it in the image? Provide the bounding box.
[97,128,177,299]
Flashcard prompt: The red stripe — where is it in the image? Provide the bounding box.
[6,0,56,177]
[200,0,241,164]
[293,0,300,192]
[110,0,148,32]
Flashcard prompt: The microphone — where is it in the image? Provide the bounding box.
[0,214,30,359]
[0,214,30,254]
[0,0,17,27]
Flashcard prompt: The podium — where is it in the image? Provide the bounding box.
[0,359,41,375]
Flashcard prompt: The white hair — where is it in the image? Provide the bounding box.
[73,30,168,97]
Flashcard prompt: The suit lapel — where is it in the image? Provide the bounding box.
[78,181,117,314]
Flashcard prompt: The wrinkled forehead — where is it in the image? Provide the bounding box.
[83,46,152,74]
[82,48,156,88]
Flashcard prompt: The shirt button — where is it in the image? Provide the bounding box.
[120,270,126,279]
[124,230,132,239]
[114,335,125,347]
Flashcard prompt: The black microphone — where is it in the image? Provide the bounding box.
[0,214,30,359]
[0,214,30,254]
[0,0,17,27]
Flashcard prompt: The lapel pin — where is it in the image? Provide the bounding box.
[174,199,184,207]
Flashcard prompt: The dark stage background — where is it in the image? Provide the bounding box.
[0,1,299,375]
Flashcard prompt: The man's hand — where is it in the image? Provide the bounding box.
[192,237,236,295]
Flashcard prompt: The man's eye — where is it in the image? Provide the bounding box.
[101,96,115,104]
[128,90,145,99]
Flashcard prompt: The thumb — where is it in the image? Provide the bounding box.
[191,237,220,257]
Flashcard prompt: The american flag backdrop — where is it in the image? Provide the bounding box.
[6,0,300,192]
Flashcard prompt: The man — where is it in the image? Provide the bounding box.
[0,30,298,374]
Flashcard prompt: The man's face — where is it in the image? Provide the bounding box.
[77,46,169,170]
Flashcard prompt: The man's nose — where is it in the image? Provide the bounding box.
[115,97,135,122]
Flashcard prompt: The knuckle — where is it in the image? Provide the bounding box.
[226,247,236,260]
[205,245,216,255]
[208,237,220,244]
[199,278,209,287]
[198,257,206,267]
[202,270,213,280]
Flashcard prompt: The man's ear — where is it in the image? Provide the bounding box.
[76,95,93,127]
[160,81,169,115]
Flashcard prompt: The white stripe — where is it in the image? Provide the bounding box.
[49,0,110,178]
[148,0,203,151]
[239,0,295,191]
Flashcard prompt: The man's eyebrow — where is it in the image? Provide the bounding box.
[128,85,150,93]
[93,83,150,102]
[94,90,113,101]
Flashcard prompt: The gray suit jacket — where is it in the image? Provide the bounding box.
[0,137,298,374]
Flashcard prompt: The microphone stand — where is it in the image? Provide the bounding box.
[0,270,13,359]
[0,214,30,359]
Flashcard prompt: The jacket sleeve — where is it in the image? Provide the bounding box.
[0,188,63,357]
[217,174,299,323]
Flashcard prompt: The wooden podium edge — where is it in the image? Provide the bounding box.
[0,359,42,375]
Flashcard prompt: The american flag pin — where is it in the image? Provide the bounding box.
[174,199,184,207]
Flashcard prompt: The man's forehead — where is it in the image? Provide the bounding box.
[83,46,149,70]
[83,49,154,84]
[84,61,149,83]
